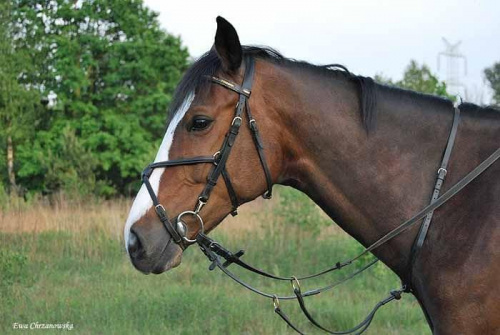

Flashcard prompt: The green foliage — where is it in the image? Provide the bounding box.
[375,60,454,100]
[0,184,7,211]
[272,187,391,279]
[0,183,32,211]
[274,186,329,236]
[18,127,99,197]
[484,62,500,106]
[0,1,41,191]
[0,249,29,289]
[1,0,189,197]
[373,73,395,86]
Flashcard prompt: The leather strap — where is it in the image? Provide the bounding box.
[147,156,215,170]
[199,56,258,204]
[357,145,500,261]
[274,305,306,335]
[198,230,406,335]
[202,231,377,281]
[221,167,239,216]
[291,283,404,335]
[209,76,251,97]
[245,99,273,198]
[196,232,378,300]
[406,107,461,289]
[415,107,460,250]
[198,117,243,202]
[141,156,216,248]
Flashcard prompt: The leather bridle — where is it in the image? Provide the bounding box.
[140,55,500,334]
[141,56,273,250]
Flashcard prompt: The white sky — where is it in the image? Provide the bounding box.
[144,0,500,104]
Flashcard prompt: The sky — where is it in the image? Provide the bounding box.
[143,0,500,104]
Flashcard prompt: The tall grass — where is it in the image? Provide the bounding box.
[0,187,430,334]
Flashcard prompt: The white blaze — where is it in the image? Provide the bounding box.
[124,93,195,251]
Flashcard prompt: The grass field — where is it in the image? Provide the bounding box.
[0,188,430,334]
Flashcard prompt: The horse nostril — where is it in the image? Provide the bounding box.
[128,230,141,255]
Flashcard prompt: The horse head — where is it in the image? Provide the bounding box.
[124,17,283,274]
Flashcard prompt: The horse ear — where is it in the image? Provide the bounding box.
[214,16,242,73]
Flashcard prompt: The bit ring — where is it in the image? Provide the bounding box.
[177,211,204,243]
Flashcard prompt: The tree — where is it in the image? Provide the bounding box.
[484,62,500,106]
[8,0,189,196]
[375,60,454,100]
[0,1,40,196]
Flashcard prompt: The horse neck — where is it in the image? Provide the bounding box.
[264,64,455,277]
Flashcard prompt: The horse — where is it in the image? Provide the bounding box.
[124,16,500,334]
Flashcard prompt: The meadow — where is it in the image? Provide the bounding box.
[0,187,430,334]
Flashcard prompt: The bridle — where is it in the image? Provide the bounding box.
[141,56,273,250]
[140,55,500,334]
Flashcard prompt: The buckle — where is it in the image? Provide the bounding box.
[291,276,301,293]
[212,151,221,166]
[437,168,447,176]
[231,116,242,126]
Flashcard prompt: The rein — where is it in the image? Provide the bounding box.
[140,55,500,334]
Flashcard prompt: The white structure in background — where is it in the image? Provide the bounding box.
[437,38,468,99]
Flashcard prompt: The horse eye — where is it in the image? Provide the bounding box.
[189,116,213,132]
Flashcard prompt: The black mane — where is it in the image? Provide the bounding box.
[169,45,498,132]
[169,46,378,131]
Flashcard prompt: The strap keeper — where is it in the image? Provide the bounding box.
[155,204,167,219]
[249,119,257,132]
[229,127,239,136]
[222,249,245,268]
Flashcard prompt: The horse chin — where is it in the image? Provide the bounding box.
[152,247,183,274]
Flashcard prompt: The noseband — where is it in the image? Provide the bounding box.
[141,56,273,249]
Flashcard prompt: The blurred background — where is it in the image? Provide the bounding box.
[1,0,498,334]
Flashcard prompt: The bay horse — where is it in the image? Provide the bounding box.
[124,17,500,334]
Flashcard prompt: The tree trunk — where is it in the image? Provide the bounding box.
[7,135,17,195]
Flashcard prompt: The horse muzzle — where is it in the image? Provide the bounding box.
[127,217,183,274]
